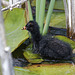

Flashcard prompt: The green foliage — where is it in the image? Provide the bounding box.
[3,8,29,52]
[15,67,38,75]
[38,0,46,34]
[30,0,64,35]
[36,0,41,23]
[23,44,43,63]
[14,63,75,75]
[31,0,64,10]
[28,0,33,20]
[27,0,63,35]
[43,0,55,35]
[24,63,75,75]
[3,2,75,75]
[50,12,66,28]
[36,0,55,35]
[54,0,64,10]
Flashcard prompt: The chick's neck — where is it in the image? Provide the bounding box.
[31,30,42,43]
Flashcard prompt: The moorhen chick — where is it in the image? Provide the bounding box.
[22,21,72,60]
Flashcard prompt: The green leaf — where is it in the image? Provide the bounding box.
[54,0,64,10]
[24,63,75,75]
[23,44,43,63]
[38,0,46,34]
[36,0,41,23]
[3,8,29,52]
[50,12,66,28]
[28,0,33,20]
[14,63,75,75]
[43,0,55,35]
[14,67,38,75]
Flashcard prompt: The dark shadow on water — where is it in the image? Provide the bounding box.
[12,38,31,67]
[48,26,67,36]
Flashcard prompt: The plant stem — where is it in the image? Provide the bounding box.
[25,1,29,24]
[36,0,41,23]
[28,0,33,21]
[43,0,55,35]
[38,0,46,34]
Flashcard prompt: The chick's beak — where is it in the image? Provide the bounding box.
[22,26,26,30]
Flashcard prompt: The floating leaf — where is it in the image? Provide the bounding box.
[14,67,38,75]
[14,63,75,75]
[3,8,29,52]
[54,0,64,10]
[50,12,66,28]
[25,63,75,75]
[23,44,43,63]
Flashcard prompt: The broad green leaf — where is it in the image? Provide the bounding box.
[23,44,43,63]
[14,67,38,75]
[54,0,64,10]
[50,12,66,28]
[31,0,64,10]
[28,0,33,20]
[43,0,55,35]
[24,63,75,75]
[38,0,46,34]
[36,0,41,23]
[3,8,29,52]
[14,63,75,75]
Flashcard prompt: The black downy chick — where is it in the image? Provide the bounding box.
[22,21,72,60]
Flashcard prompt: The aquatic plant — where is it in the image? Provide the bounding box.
[27,0,55,35]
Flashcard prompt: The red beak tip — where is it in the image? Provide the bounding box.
[21,26,26,30]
